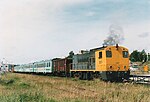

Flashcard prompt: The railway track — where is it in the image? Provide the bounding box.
[12,71,150,85]
[129,74,150,85]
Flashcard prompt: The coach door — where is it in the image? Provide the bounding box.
[89,57,95,70]
[95,50,105,71]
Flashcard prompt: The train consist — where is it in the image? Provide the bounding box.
[14,45,130,81]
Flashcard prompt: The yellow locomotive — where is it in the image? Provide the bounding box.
[70,44,130,81]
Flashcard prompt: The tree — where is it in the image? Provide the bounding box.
[140,50,147,62]
[130,50,147,62]
[148,53,150,61]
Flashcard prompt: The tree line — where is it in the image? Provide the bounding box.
[130,50,150,62]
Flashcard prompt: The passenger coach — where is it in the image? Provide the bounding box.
[14,60,52,74]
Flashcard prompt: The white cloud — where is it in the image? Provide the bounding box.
[0,0,150,63]
[85,11,96,17]
[0,0,92,63]
[123,22,150,52]
[138,32,150,38]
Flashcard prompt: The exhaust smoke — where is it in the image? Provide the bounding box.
[103,24,124,46]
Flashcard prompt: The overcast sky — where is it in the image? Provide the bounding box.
[0,0,150,64]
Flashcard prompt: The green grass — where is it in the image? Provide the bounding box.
[0,92,57,102]
[0,73,150,102]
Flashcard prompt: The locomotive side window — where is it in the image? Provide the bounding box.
[106,51,112,58]
[99,52,102,59]
[123,51,128,58]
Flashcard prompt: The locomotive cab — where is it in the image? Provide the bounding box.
[95,45,130,81]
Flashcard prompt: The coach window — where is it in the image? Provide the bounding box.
[106,51,112,58]
[47,63,48,67]
[46,63,48,67]
[48,62,50,67]
[99,52,102,59]
[123,51,128,58]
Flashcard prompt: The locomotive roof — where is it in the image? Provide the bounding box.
[90,46,107,52]
[74,46,107,55]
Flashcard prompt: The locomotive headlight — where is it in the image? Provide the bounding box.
[124,66,127,71]
[109,66,112,71]
[108,66,112,71]
[124,66,126,69]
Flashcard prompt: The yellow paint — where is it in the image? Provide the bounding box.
[71,45,130,72]
[95,46,129,71]
[144,65,148,72]
[95,49,106,71]
[70,70,95,72]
